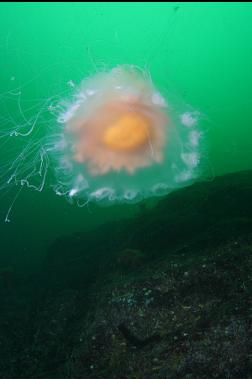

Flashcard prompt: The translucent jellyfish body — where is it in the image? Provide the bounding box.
[53,65,203,205]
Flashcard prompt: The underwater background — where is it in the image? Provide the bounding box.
[1,3,252,378]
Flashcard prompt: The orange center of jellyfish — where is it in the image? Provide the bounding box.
[103,113,150,152]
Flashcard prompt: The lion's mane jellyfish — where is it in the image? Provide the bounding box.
[53,65,203,205]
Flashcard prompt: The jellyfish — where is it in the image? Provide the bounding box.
[1,65,204,220]
[52,65,203,205]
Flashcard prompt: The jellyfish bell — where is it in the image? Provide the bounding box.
[67,95,167,175]
[53,65,203,205]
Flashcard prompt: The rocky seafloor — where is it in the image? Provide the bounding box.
[1,170,252,379]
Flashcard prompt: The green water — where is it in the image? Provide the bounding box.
[0,2,252,269]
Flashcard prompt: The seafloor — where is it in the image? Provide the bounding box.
[1,170,252,379]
